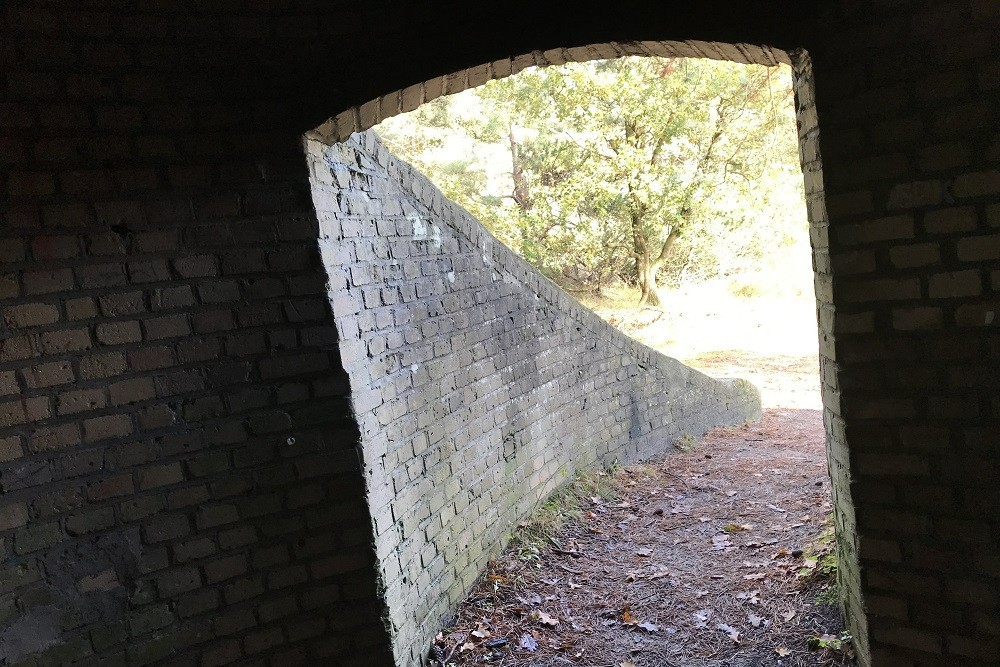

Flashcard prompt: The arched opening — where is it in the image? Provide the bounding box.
[304,39,855,666]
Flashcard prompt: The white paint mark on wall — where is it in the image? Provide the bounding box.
[409,213,442,248]
[447,271,455,284]
[411,364,418,372]
[987,311,995,325]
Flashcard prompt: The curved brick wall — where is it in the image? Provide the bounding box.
[306,131,761,664]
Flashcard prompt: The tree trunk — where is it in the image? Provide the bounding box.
[636,227,680,309]
[509,127,530,212]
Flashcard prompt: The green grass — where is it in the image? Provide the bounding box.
[511,468,622,555]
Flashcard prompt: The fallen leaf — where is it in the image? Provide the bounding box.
[775,646,792,657]
[782,609,796,622]
[635,548,653,557]
[532,610,559,626]
[621,662,637,667]
[748,614,764,627]
[459,642,475,652]
[471,628,490,639]
[717,623,741,643]
[743,572,768,580]
[518,634,537,651]
[621,608,638,625]
[568,580,582,589]
[637,621,659,632]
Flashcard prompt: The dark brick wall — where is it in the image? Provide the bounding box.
[5,1,1000,666]
[307,131,761,663]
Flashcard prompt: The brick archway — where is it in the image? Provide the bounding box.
[307,40,859,665]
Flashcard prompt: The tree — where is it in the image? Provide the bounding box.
[377,57,803,307]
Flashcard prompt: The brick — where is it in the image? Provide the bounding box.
[214,608,256,636]
[23,268,74,294]
[0,503,29,532]
[58,388,106,415]
[127,259,171,283]
[0,273,19,300]
[200,640,243,667]
[956,233,1000,262]
[889,242,940,268]
[143,314,191,340]
[175,588,219,619]
[120,495,167,522]
[129,604,173,637]
[173,255,218,278]
[929,270,982,298]
[244,627,283,655]
[887,180,942,209]
[150,285,195,310]
[65,507,115,535]
[0,371,16,396]
[167,484,210,509]
[79,568,120,593]
[837,215,914,246]
[204,554,247,583]
[953,170,1000,198]
[223,576,264,604]
[196,504,239,529]
[22,360,74,389]
[923,206,978,234]
[88,473,135,501]
[40,328,91,354]
[144,513,190,543]
[98,291,145,316]
[893,307,943,331]
[79,351,127,380]
[173,537,216,563]
[83,414,133,442]
[155,566,201,597]
[3,302,59,328]
[218,525,257,550]
[109,377,156,406]
[96,320,143,345]
[138,463,184,490]
[0,436,23,462]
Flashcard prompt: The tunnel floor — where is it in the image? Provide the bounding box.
[428,407,852,667]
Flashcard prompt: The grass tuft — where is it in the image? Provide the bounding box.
[511,468,622,554]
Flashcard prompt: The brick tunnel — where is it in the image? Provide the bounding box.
[3,2,1000,666]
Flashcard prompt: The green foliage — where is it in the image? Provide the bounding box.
[376,56,806,303]
[807,630,853,652]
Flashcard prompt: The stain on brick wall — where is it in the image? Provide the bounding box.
[307,131,762,664]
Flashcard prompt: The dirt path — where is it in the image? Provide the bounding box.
[428,293,854,666]
[429,409,851,667]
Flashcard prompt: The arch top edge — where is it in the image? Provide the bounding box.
[310,38,798,144]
